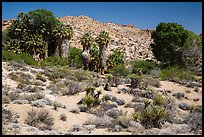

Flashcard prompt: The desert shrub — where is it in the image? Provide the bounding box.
[132,112,142,122]
[2,95,11,104]
[181,45,202,75]
[158,66,197,82]
[68,47,83,68]
[153,94,165,106]
[73,70,92,82]
[7,92,19,101]
[109,64,130,77]
[60,114,67,121]
[140,105,167,129]
[84,115,114,128]
[36,73,47,82]
[2,50,38,66]
[83,95,101,108]
[128,74,143,88]
[25,108,54,130]
[66,80,82,95]
[130,60,157,75]
[44,68,65,82]
[139,75,161,89]
[113,115,132,129]
[39,55,68,67]
[2,107,19,124]
[20,92,45,103]
[53,101,61,110]
[8,72,33,85]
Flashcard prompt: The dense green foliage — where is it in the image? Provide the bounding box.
[151,22,200,67]
[106,48,125,70]
[68,47,83,68]
[130,60,157,75]
[109,64,130,77]
[89,43,99,71]
[39,56,68,67]
[2,29,10,42]
[6,9,72,61]
[158,66,197,82]
[2,50,38,66]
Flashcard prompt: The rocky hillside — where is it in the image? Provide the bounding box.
[59,16,154,61]
[2,16,155,62]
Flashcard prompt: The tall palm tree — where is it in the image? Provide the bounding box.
[80,32,94,70]
[96,31,110,74]
[52,23,74,58]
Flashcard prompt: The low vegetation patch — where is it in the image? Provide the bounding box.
[158,66,198,82]
[25,108,54,130]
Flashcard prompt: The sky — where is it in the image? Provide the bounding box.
[2,2,202,34]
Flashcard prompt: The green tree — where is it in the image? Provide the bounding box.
[52,23,74,58]
[80,32,94,70]
[151,22,188,66]
[7,9,72,61]
[96,31,110,74]
[89,43,99,72]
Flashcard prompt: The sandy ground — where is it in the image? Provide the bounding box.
[2,62,202,135]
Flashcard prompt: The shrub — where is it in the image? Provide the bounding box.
[106,48,125,70]
[130,60,157,75]
[2,50,38,66]
[141,105,167,129]
[25,108,54,130]
[158,66,197,82]
[153,94,165,106]
[83,95,101,108]
[181,45,202,75]
[66,80,82,95]
[39,56,68,67]
[2,95,10,104]
[132,112,142,122]
[60,114,67,121]
[128,74,142,88]
[68,47,83,68]
[36,73,47,82]
[73,70,92,82]
[109,64,130,77]
[53,101,61,110]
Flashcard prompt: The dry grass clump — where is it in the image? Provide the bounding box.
[8,72,33,85]
[36,73,47,82]
[25,108,54,130]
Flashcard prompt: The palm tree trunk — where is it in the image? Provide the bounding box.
[82,47,90,70]
[58,39,69,58]
[99,45,107,74]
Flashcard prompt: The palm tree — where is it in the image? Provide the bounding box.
[96,31,110,74]
[52,23,74,58]
[80,32,94,70]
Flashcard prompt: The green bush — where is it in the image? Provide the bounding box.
[106,48,125,70]
[39,55,68,67]
[158,66,197,82]
[109,64,130,77]
[68,47,83,68]
[2,29,10,43]
[2,50,38,66]
[130,60,157,75]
